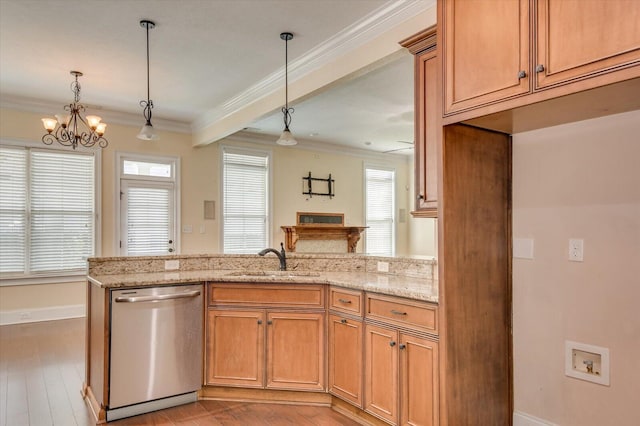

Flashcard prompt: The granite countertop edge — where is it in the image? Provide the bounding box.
[87,270,438,304]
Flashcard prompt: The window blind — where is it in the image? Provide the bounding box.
[223,149,269,253]
[365,167,395,256]
[125,184,172,256]
[0,146,95,276]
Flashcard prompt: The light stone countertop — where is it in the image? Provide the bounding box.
[87,269,438,303]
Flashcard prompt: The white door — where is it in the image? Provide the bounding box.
[120,180,175,256]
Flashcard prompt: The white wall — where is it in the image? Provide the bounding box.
[512,110,640,425]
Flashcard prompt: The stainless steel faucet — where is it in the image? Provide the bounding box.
[258,242,287,271]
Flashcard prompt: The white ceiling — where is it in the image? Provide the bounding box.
[0,0,428,155]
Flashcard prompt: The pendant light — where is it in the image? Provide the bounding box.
[137,19,159,141]
[276,32,297,146]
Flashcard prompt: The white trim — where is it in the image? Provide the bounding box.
[0,304,86,326]
[191,0,435,132]
[115,152,181,256]
[514,411,558,426]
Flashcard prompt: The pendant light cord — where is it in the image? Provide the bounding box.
[146,22,150,103]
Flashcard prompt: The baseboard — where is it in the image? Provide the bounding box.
[514,410,558,426]
[0,304,85,325]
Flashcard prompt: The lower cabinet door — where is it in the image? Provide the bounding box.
[206,309,264,387]
[266,311,325,391]
[364,323,399,424]
[328,314,363,407]
[400,334,439,426]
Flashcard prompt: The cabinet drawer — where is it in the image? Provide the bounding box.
[365,293,438,334]
[209,283,324,308]
[329,287,363,316]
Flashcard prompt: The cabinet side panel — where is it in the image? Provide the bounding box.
[439,124,512,425]
[88,282,106,405]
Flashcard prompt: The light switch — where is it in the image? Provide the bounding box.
[513,238,534,259]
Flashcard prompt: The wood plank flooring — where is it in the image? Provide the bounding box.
[0,318,362,426]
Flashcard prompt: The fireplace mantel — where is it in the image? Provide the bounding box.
[281,226,367,253]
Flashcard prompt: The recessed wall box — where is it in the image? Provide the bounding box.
[565,340,610,386]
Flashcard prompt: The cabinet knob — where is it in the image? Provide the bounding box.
[517,70,527,79]
[417,194,424,200]
[340,319,347,324]
[389,341,396,347]
[536,64,545,73]
[267,320,273,325]
[257,320,263,325]
[399,344,407,350]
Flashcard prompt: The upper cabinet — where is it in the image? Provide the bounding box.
[441,0,640,119]
[535,0,640,89]
[401,26,439,218]
[443,0,530,114]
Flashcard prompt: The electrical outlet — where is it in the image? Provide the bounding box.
[19,312,31,320]
[377,261,389,273]
[182,225,193,233]
[164,260,180,270]
[569,238,584,262]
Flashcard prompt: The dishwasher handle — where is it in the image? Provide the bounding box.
[115,290,201,303]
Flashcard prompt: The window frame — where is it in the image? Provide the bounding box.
[363,163,396,256]
[219,145,273,254]
[115,152,180,256]
[0,139,102,286]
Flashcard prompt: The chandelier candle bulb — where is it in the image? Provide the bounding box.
[41,118,57,132]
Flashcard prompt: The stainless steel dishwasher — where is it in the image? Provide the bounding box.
[107,283,203,421]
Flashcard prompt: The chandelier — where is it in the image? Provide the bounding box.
[276,32,297,146]
[41,71,108,150]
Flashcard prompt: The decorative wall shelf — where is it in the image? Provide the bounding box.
[283,212,366,253]
[281,226,367,253]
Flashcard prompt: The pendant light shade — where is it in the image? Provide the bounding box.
[277,32,297,146]
[137,19,159,141]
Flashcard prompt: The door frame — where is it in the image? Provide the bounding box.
[115,152,180,255]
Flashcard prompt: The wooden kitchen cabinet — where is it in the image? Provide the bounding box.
[206,283,325,392]
[266,311,325,391]
[364,323,439,426]
[401,27,439,217]
[364,323,399,424]
[328,314,363,407]
[206,309,264,388]
[363,293,439,425]
[441,0,640,117]
[442,0,530,115]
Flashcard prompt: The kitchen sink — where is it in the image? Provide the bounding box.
[225,271,321,278]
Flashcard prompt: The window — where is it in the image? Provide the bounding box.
[221,147,270,253]
[0,144,97,278]
[365,166,395,256]
[117,154,179,256]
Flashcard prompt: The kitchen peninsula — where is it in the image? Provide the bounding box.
[83,253,438,425]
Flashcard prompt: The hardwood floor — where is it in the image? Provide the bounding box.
[0,318,362,426]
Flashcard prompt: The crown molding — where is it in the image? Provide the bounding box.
[191,0,435,132]
[0,94,191,134]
